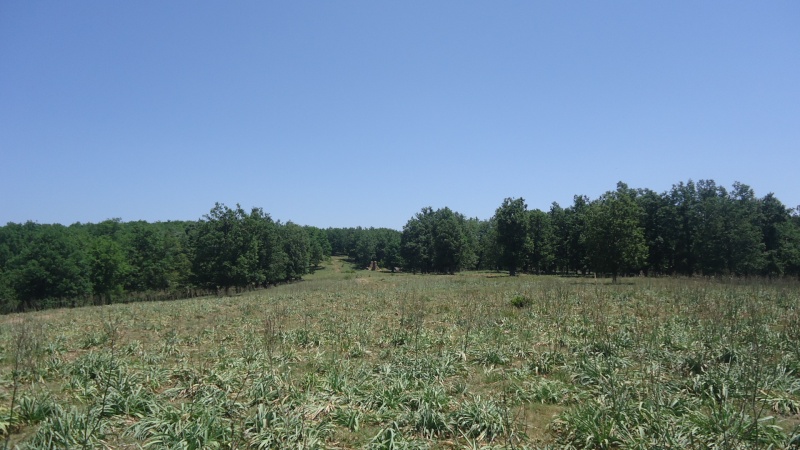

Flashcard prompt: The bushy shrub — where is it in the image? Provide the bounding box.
[510,295,532,308]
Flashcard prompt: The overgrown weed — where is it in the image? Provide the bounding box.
[1,261,799,447]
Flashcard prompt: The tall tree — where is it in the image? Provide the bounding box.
[760,193,789,276]
[401,207,434,274]
[527,209,555,274]
[726,182,765,275]
[584,183,648,283]
[401,207,470,274]
[566,196,590,274]
[636,188,673,275]
[248,209,287,285]
[472,218,498,271]
[779,208,800,278]
[667,180,700,275]
[372,228,402,269]
[693,180,730,275]
[325,228,350,256]
[304,226,331,269]
[189,203,281,291]
[493,197,530,276]
[430,207,468,274]
[549,202,569,273]
[5,223,92,310]
[460,217,482,270]
[124,221,190,291]
[87,236,129,304]
[280,222,310,281]
[353,228,377,268]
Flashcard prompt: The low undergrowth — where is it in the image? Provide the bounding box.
[2,261,799,448]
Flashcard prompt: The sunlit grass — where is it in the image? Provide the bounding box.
[2,257,799,448]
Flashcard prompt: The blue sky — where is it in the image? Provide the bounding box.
[2,2,798,229]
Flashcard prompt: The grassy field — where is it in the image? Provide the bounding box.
[2,256,800,449]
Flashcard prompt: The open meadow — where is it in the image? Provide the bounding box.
[2,257,800,449]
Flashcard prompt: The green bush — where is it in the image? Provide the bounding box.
[510,295,532,308]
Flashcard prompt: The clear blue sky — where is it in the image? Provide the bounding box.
[2,2,798,229]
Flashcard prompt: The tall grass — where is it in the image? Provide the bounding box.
[1,261,799,448]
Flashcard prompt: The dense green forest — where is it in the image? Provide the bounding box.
[2,180,799,313]
[0,204,332,313]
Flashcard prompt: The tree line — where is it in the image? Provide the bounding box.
[2,179,799,313]
[397,180,800,281]
[0,203,331,313]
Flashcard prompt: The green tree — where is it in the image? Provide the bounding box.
[5,223,92,310]
[759,193,789,276]
[692,180,730,275]
[566,196,590,274]
[0,222,25,311]
[325,227,350,256]
[280,222,310,280]
[190,203,257,291]
[430,207,468,274]
[401,208,434,274]
[636,188,674,275]
[778,208,800,278]
[527,209,555,274]
[667,180,700,275]
[401,207,470,274]
[460,217,482,270]
[124,221,190,292]
[88,236,129,304]
[584,184,648,283]
[471,218,498,271]
[549,197,591,275]
[726,182,765,275]
[493,198,530,276]
[372,228,402,269]
[549,202,569,273]
[352,228,377,269]
[247,209,286,285]
[304,226,331,269]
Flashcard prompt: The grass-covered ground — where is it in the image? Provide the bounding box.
[2,257,800,449]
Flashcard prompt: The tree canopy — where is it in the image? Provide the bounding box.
[493,198,530,276]
[583,183,648,283]
[2,178,799,313]
[401,207,473,274]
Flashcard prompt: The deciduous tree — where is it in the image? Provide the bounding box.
[493,198,530,276]
[584,184,648,283]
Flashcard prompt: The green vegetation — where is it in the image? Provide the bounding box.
[401,207,473,275]
[1,258,799,448]
[494,198,531,277]
[327,227,401,271]
[368,179,800,280]
[583,184,648,284]
[0,205,331,313]
[2,179,800,312]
